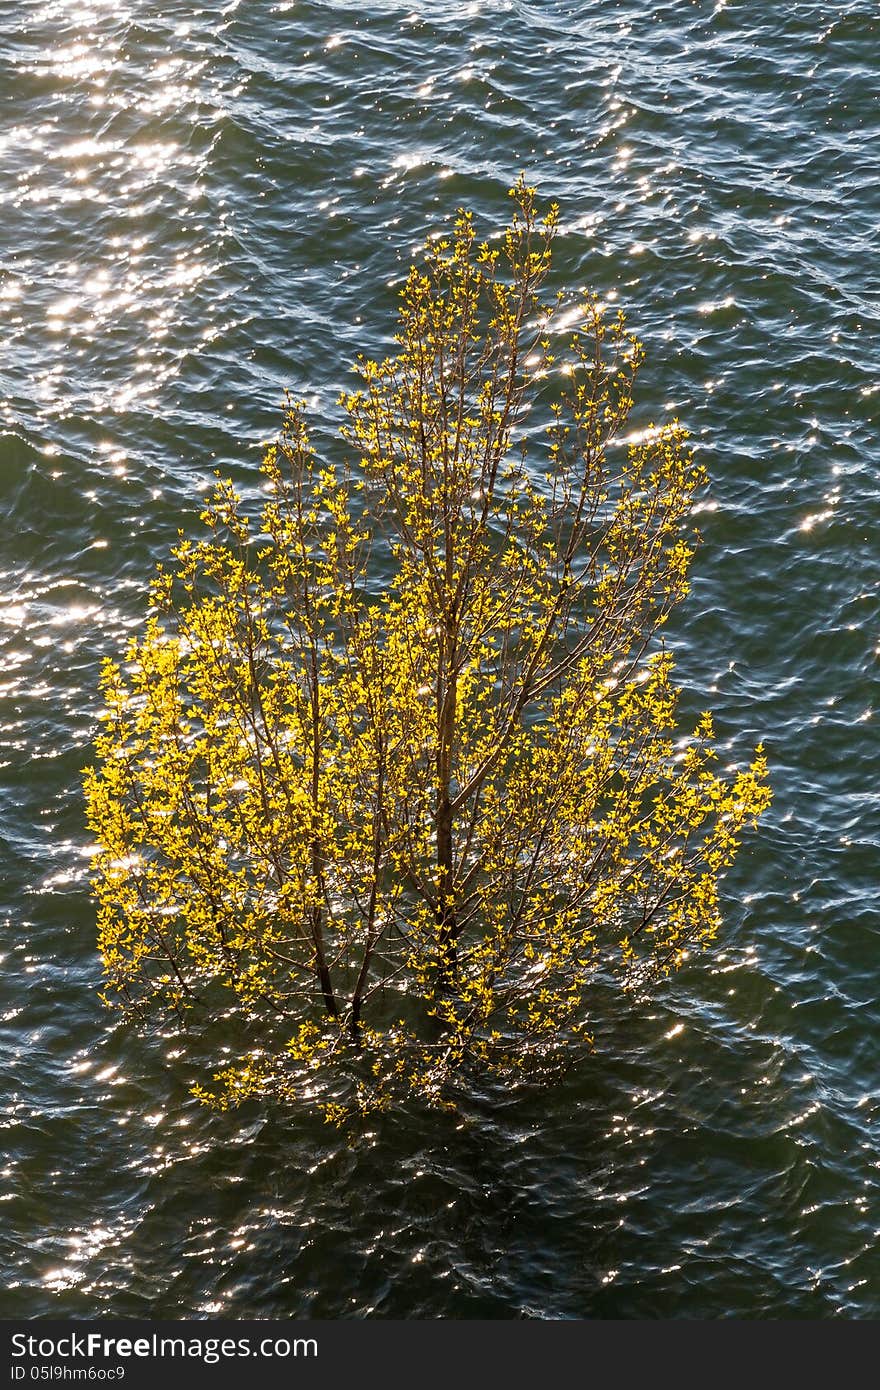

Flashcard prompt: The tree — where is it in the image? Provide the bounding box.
[83,181,770,1123]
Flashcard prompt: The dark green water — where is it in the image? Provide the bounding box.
[1,0,878,1317]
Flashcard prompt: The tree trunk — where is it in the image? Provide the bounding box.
[436,625,458,984]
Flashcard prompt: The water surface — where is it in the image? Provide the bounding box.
[1,0,878,1317]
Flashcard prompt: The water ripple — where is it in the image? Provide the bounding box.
[1,0,879,1317]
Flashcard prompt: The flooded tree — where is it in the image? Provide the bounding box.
[84,182,770,1122]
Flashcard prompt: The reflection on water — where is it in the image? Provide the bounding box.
[1,0,879,1317]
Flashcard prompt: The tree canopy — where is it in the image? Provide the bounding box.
[84,182,770,1123]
